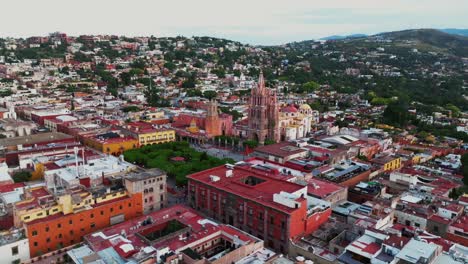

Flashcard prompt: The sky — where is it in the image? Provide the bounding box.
[1,0,467,45]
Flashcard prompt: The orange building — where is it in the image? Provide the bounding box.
[21,190,142,257]
[84,134,138,156]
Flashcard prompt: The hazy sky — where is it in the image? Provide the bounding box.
[1,0,467,45]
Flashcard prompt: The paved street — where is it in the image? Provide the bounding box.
[191,143,245,162]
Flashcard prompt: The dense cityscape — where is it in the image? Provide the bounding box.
[0,27,467,264]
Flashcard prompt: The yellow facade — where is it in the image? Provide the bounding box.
[138,129,176,146]
[412,155,422,164]
[144,110,165,120]
[16,188,129,224]
[383,157,402,171]
[85,137,138,155]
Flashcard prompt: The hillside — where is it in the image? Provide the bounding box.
[375,29,468,56]
[440,28,468,37]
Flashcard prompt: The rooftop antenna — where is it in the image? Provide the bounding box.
[74,146,79,179]
[81,146,87,177]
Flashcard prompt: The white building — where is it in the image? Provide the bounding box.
[279,104,318,141]
[0,229,30,263]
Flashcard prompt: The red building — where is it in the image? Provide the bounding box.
[172,100,233,138]
[446,214,468,246]
[22,189,143,257]
[187,162,331,253]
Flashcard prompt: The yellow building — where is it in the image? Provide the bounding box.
[84,135,138,155]
[13,186,129,227]
[372,156,402,171]
[123,122,175,146]
[137,129,176,146]
[144,109,165,120]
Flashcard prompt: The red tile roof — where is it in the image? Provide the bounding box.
[307,178,345,198]
[254,142,308,158]
[0,182,25,193]
[188,164,306,213]
[85,205,256,255]
[384,235,410,249]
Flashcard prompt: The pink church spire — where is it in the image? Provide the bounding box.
[258,70,266,92]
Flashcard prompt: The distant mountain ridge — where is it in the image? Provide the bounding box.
[440,28,468,37]
[317,28,468,57]
[319,34,368,40]
[319,28,468,40]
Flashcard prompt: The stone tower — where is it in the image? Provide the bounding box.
[205,99,221,137]
[248,72,280,144]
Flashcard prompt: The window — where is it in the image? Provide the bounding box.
[119,205,123,210]
[46,238,51,243]
[90,223,96,228]
[57,223,62,228]
[32,231,38,236]
[69,220,73,225]
[33,242,38,247]
[70,230,74,235]
[128,203,132,207]
[101,210,104,216]
[58,234,62,238]
[11,246,18,256]
[160,194,164,201]
[248,208,253,215]
[110,208,114,213]
[45,227,49,232]
[160,184,164,190]
[90,213,94,218]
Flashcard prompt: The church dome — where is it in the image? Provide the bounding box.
[281,105,298,113]
[299,104,311,110]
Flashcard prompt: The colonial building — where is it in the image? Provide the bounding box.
[187,162,332,254]
[124,168,167,214]
[234,72,318,144]
[14,186,143,257]
[279,104,318,141]
[172,100,233,140]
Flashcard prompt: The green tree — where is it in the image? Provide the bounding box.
[144,83,170,107]
[185,89,202,97]
[122,106,140,112]
[243,140,258,148]
[445,104,461,117]
[13,171,32,183]
[382,100,409,127]
[202,90,217,100]
[130,59,146,69]
[299,81,319,93]
[164,62,176,71]
[462,153,468,186]
[211,68,226,78]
